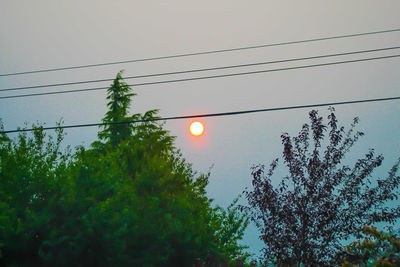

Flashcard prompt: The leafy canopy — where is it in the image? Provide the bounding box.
[0,72,251,266]
[243,108,400,266]
[342,226,400,267]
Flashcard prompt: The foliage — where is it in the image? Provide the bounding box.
[98,70,136,148]
[342,226,400,267]
[0,122,71,265]
[242,108,400,266]
[211,197,251,265]
[0,72,250,266]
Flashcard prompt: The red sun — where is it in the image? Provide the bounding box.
[189,121,204,136]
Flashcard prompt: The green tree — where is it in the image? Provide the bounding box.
[0,72,251,266]
[342,226,400,267]
[0,122,71,265]
[210,197,251,265]
[98,70,136,148]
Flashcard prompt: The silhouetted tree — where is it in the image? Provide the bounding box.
[243,108,400,266]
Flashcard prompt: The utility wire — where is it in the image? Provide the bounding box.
[2,46,400,92]
[1,96,399,134]
[1,54,399,100]
[1,28,399,77]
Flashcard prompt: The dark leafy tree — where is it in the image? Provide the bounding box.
[243,108,400,266]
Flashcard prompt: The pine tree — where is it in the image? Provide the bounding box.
[98,70,136,147]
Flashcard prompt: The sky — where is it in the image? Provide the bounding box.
[1,0,400,257]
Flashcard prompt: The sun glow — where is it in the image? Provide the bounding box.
[189,121,204,136]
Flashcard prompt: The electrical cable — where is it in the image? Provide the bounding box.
[1,96,399,134]
[1,54,399,100]
[2,46,400,92]
[1,28,399,77]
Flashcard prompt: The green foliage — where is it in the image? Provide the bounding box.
[211,197,251,264]
[0,121,71,265]
[342,226,400,267]
[0,72,250,266]
[98,70,136,147]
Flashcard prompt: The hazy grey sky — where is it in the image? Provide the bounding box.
[1,0,399,256]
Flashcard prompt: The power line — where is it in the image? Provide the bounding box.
[2,46,400,92]
[1,28,399,77]
[1,54,399,100]
[1,96,399,134]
